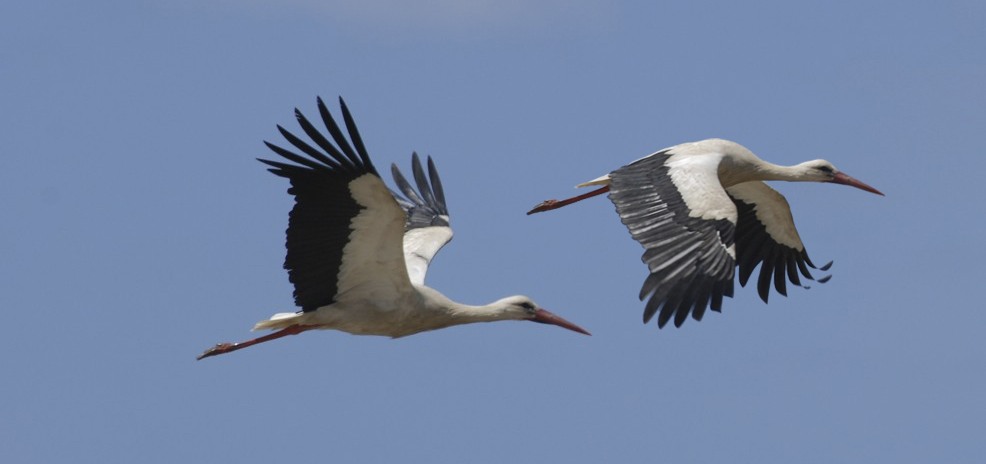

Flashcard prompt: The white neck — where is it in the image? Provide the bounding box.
[719,158,817,187]
[756,162,814,181]
[447,302,518,323]
[417,286,523,326]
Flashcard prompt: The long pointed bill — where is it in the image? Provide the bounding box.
[831,172,884,196]
[531,308,591,335]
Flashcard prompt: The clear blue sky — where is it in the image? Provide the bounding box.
[2,1,983,462]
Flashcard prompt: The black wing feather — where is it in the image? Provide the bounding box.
[338,97,375,170]
[428,157,447,208]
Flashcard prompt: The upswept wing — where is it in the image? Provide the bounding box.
[390,153,453,285]
[258,97,411,311]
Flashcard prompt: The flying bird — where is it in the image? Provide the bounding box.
[527,138,883,328]
[198,98,589,360]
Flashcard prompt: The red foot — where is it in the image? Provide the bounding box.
[527,199,560,215]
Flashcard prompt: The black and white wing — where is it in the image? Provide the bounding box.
[726,181,831,303]
[258,97,412,312]
[608,150,737,328]
[390,153,453,286]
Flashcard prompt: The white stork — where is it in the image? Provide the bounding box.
[198,97,589,360]
[527,138,883,328]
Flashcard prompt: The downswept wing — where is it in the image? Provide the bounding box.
[607,150,737,328]
[726,181,831,303]
[258,97,412,311]
[391,153,453,286]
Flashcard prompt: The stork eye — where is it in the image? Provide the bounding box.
[519,301,536,311]
[817,165,834,174]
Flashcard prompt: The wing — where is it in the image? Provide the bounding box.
[608,149,737,328]
[390,153,453,285]
[726,181,831,303]
[258,97,412,311]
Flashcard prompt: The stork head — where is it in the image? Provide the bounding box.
[498,295,591,335]
[798,159,884,195]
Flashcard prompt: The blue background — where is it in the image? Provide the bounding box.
[2,1,983,462]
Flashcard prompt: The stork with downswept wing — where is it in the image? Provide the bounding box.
[528,138,883,328]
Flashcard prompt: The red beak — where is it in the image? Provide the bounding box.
[831,172,884,196]
[531,308,591,335]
